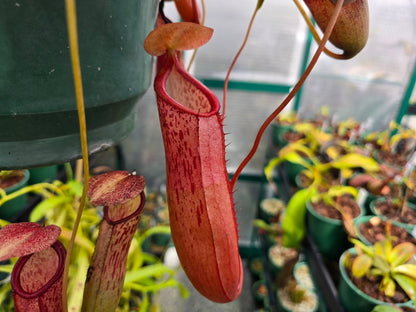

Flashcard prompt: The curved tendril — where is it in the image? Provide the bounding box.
[159,0,173,24]
[230,0,345,189]
[293,0,348,60]
[221,0,262,119]
[186,0,206,72]
[63,1,90,311]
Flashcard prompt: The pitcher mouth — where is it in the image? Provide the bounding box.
[154,53,221,118]
[103,191,146,226]
[11,240,66,299]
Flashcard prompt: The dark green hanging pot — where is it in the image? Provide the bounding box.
[0,0,158,169]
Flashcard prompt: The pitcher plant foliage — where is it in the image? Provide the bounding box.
[0,222,64,312]
[82,171,146,312]
[144,22,243,303]
[142,0,368,303]
[0,0,372,309]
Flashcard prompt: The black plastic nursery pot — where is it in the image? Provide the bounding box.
[0,0,158,169]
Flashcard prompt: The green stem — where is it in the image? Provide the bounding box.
[63,1,90,311]
[0,183,62,206]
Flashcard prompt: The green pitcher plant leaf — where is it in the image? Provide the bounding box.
[30,196,71,222]
[392,273,416,301]
[392,264,416,280]
[379,275,396,297]
[349,238,373,256]
[124,263,176,284]
[372,305,402,312]
[325,185,358,200]
[389,242,416,267]
[331,153,379,172]
[351,253,372,278]
[282,187,316,248]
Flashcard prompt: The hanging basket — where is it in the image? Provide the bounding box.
[0,0,158,169]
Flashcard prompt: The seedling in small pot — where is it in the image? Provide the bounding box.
[348,223,416,305]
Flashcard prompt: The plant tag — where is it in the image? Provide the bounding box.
[403,151,416,177]
[357,188,368,208]
[411,226,416,239]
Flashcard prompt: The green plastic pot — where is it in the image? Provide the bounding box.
[306,200,364,260]
[370,197,416,232]
[283,161,308,186]
[338,248,412,312]
[29,165,58,184]
[272,123,293,147]
[249,257,264,280]
[0,0,158,169]
[252,279,268,308]
[0,170,30,221]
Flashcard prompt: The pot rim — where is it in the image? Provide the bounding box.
[3,170,30,193]
[306,198,364,225]
[339,247,412,307]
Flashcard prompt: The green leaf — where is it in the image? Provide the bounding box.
[124,263,175,284]
[352,254,372,278]
[30,196,70,222]
[0,219,9,227]
[349,238,374,256]
[138,226,171,246]
[392,273,416,301]
[0,264,13,274]
[282,187,316,248]
[372,255,390,274]
[327,185,358,200]
[0,282,11,308]
[264,158,283,181]
[390,242,416,267]
[372,304,402,312]
[332,153,379,172]
[67,180,84,197]
[380,275,396,297]
[392,264,416,279]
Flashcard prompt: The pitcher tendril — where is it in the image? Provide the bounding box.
[230,0,345,189]
[63,1,90,311]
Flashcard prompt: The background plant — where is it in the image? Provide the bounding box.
[347,223,416,305]
[0,167,188,312]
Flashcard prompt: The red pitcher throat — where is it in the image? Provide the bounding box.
[154,54,243,303]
